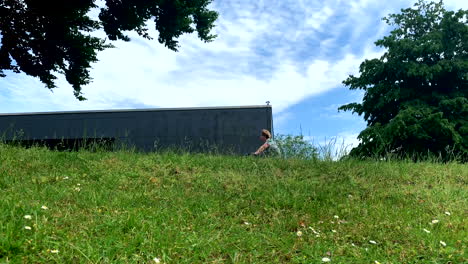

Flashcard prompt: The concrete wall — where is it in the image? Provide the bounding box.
[0,106,272,154]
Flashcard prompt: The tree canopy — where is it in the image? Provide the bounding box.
[339,0,467,161]
[0,0,218,100]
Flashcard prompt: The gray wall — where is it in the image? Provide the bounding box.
[0,106,272,154]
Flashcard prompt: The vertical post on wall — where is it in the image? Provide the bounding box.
[270,106,274,139]
[265,102,273,139]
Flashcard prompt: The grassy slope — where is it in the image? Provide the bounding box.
[0,144,466,263]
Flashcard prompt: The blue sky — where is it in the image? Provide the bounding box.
[1,0,467,150]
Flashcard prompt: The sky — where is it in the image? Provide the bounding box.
[1,0,467,151]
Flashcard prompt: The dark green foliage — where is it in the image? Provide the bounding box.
[339,0,468,161]
[0,0,218,100]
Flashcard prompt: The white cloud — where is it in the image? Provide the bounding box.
[442,0,468,10]
[0,0,378,113]
[304,6,334,30]
[273,111,294,128]
[1,0,466,116]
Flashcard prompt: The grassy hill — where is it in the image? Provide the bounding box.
[0,143,466,263]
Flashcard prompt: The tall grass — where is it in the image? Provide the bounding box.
[273,135,354,161]
[0,142,466,263]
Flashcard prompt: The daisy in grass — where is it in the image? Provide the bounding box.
[296,231,303,237]
[50,249,59,254]
[153,257,161,263]
[24,215,32,220]
[41,205,48,210]
[440,241,446,247]
[369,240,377,244]
[445,211,451,216]
[24,226,32,230]
[322,257,331,262]
[431,219,439,224]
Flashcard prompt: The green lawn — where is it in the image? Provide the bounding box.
[0,143,466,263]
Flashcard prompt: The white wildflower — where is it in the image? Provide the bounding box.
[243,221,250,225]
[153,257,161,263]
[445,211,451,216]
[41,205,48,210]
[50,249,59,254]
[76,183,81,186]
[369,240,377,245]
[423,228,430,233]
[24,215,32,220]
[440,241,446,247]
[351,243,356,247]
[296,231,303,237]
[431,219,439,224]
[322,257,331,262]
[63,176,69,180]
[331,230,337,233]
[74,187,81,192]
[24,226,32,230]
[334,215,339,219]
[315,234,320,238]
[375,261,381,264]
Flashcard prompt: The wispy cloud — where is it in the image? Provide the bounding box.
[0,0,384,113]
[274,111,294,129]
[444,0,468,10]
[1,0,466,119]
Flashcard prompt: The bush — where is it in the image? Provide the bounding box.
[274,134,318,160]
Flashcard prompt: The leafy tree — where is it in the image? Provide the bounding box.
[339,0,467,161]
[0,0,218,100]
